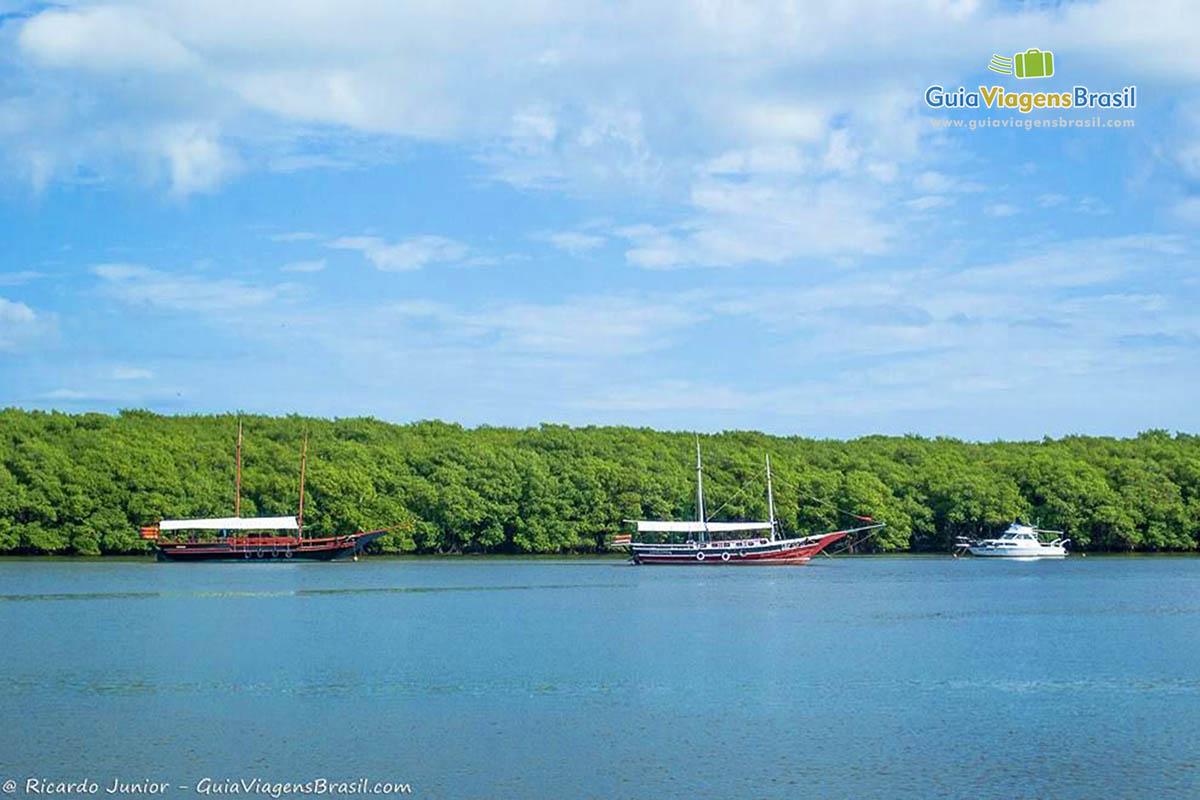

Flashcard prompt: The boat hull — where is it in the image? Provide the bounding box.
[966,545,1067,559]
[154,531,387,562]
[957,523,1069,559]
[630,531,847,566]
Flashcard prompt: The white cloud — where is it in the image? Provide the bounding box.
[1076,196,1111,216]
[4,0,1196,254]
[281,259,327,273]
[541,231,606,255]
[112,367,154,380]
[329,235,471,271]
[734,104,826,144]
[907,195,952,211]
[292,233,1195,425]
[911,170,951,195]
[92,263,294,312]
[0,295,34,324]
[483,103,662,192]
[700,146,809,178]
[18,7,197,74]
[0,270,46,286]
[157,124,239,196]
[392,295,703,357]
[31,232,1195,436]
[577,380,757,412]
[4,3,1199,434]
[1173,196,1200,224]
[42,388,94,400]
[946,235,1185,292]
[664,235,1200,417]
[0,4,1154,192]
[913,171,983,195]
[0,295,52,351]
[269,231,319,242]
[619,177,894,268]
[985,203,1020,218]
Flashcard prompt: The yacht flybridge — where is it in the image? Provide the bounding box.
[617,442,884,565]
[955,522,1070,559]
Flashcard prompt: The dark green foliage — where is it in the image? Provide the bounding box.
[0,408,1196,554]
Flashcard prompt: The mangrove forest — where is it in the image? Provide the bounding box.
[0,408,1197,555]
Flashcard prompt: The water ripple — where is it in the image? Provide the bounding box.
[0,583,629,603]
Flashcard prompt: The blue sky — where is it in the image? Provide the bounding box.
[0,0,1197,439]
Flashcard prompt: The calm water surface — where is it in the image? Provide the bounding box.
[2,557,1199,799]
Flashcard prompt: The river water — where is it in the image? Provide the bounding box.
[2,556,1198,799]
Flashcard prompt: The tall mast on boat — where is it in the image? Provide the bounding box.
[695,436,707,543]
[234,419,243,518]
[766,454,776,542]
[297,433,308,540]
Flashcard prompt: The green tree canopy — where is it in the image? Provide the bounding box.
[0,408,1196,555]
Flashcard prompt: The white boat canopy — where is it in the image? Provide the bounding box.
[159,516,299,531]
[628,520,773,534]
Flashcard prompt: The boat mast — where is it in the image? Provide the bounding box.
[695,436,707,543]
[297,433,308,540]
[234,419,243,517]
[766,454,776,542]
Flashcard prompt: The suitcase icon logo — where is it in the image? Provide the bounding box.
[988,49,1054,79]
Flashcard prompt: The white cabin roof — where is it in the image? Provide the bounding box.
[1001,523,1037,539]
[627,520,774,534]
[159,516,299,531]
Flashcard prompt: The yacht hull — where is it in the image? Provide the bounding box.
[966,545,1067,558]
[958,523,1070,558]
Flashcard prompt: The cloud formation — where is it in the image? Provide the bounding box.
[0,295,52,351]
[4,1,1199,435]
[92,263,296,312]
[329,236,471,271]
[5,0,1191,250]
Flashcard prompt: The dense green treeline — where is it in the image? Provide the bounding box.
[0,408,1198,555]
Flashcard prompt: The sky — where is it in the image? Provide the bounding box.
[0,0,1197,439]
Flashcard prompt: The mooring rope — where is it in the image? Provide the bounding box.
[824,524,883,557]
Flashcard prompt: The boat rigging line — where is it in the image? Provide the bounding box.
[691,452,881,552]
[766,471,877,524]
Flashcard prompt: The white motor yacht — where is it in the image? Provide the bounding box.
[956,522,1069,558]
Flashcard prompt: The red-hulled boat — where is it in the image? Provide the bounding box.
[624,529,866,565]
[142,517,388,562]
[619,443,883,566]
[140,424,388,562]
